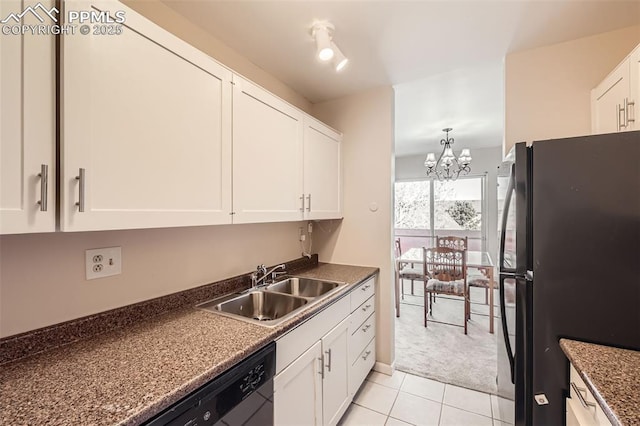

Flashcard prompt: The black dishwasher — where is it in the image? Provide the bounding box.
[144,342,275,426]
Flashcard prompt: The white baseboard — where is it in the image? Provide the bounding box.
[373,361,395,376]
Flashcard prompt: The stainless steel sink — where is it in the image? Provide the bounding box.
[197,291,309,326]
[265,277,346,298]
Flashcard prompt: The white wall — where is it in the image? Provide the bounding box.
[395,146,502,259]
[505,25,640,155]
[311,87,396,371]
[0,223,308,337]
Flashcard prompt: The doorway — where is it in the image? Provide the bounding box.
[393,175,498,394]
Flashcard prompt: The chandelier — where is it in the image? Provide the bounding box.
[424,128,472,181]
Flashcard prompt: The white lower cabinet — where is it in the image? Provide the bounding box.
[566,364,612,426]
[274,341,323,425]
[321,319,350,426]
[274,276,377,425]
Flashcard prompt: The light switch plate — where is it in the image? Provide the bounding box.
[86,247,122,280]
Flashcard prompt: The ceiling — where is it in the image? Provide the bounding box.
[161,0,639,156]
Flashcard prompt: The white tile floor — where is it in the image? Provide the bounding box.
[339,370,514,426]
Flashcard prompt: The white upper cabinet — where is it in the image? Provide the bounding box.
[304,118,343,220]
[0,0,56,234]
[61,0,232,231]
[232,75,304,224]
[592,43,639,134]
[2,0,341,234]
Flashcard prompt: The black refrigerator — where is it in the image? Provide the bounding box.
[495,131,640,426]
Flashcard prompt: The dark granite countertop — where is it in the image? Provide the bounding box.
[0,262,378,425]
[560,339,640,426]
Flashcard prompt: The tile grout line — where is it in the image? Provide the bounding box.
[385,373,406,423]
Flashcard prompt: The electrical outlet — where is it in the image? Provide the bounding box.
[308,222,313,233]
[86,247,122,280]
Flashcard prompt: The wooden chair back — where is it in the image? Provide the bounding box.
[422,246,466,283]
[436,235,468,252]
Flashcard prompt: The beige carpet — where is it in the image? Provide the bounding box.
[394,283,499,394]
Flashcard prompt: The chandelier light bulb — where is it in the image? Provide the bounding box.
[424,153,437,167]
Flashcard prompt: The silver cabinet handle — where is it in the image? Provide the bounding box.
[362,324,371,333]
[618,104,627,130]
[37,164,48,212]
[318,356,324,379]
[325,349,332,372]
[306,194,311,212]
[361,304,372,312]
[75,168,85,212]
[625,98,635,125]
[362,350,372,361]
[361,284,371,291]
[570,382,596,410]
[300,194,305,212]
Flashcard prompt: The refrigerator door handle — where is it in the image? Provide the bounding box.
[499,164,516,274]
[499,274,516,383]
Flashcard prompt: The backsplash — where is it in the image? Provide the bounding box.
[0,255,318,365]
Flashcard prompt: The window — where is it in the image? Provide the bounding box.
[394,176,486,251]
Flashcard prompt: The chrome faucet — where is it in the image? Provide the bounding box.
[251,263,287,288]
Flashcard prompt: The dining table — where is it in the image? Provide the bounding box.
[395,247,495,334]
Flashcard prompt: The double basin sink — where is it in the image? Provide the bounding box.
[197,277,347,326]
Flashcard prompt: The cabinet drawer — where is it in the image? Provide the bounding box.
[349,313,375,365]
[350,295,374,331]
[349,339,375,397]
[568,365,611,426]
[350,277,375,311]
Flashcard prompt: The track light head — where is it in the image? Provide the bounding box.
[331,42,348,72]
[311,22,335,61]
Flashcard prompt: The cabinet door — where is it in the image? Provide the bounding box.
[274,341,323,426]
[232,75,304,223]
[629,45,639,132]
[321,318,350,426]
[591,58,630,134]
[303,118,342,220]
[61,0,232,231]
[0,0,56,234]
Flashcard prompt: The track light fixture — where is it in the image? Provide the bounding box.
[311,22,334,61]
[310,21,348,72]
[331,42,348,72]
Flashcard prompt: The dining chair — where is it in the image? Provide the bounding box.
[395,238,423,299]
[436,235,490,305]
[422,246,469,334]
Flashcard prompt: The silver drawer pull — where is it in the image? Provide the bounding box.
[361,284,371,291]
[318,357,324,379]
[325,349,332,372]
[361,304,372,312]
[626,98,635,124]
[75,168,85,212]
[618,104,627,130]
[361,324,371,332]
[37,164,48,211]
[570,382,596,410]
[362,350,372,361]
